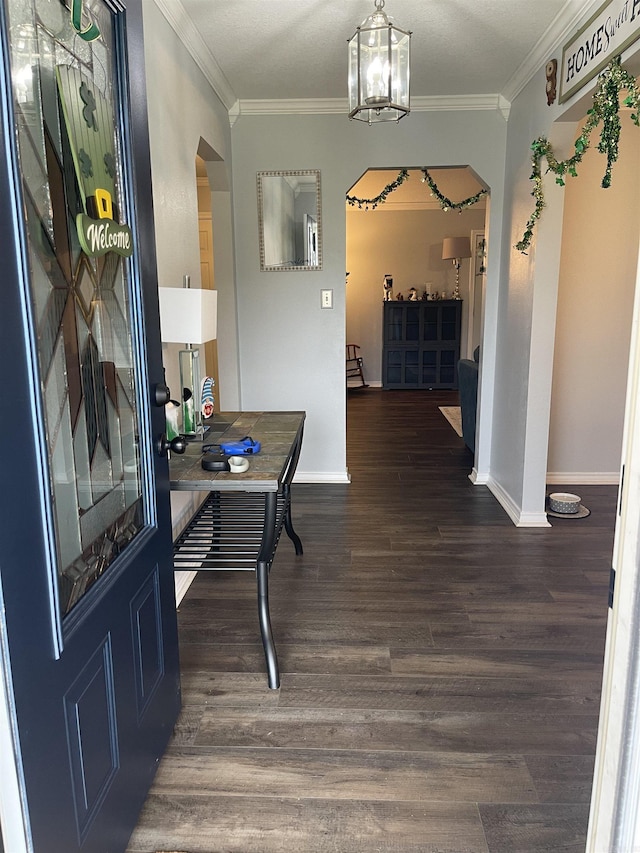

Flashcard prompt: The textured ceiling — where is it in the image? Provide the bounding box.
[179,0,579,102]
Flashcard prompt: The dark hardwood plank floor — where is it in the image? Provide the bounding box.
[128,389,615,853]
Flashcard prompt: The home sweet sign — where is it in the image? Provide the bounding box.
[560,0,640,102]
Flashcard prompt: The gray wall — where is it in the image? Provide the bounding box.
[142,3,240,530]
[231,110,508,480]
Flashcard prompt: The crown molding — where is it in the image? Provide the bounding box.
[412,94,511,120]
[236,98,346,116]
[153,0,237,111]
[155,0,608,123]
[502,0,604,103]
[234,93,510,119]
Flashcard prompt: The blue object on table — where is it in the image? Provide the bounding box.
[220,436,261,455]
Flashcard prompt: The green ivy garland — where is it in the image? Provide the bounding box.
[420,168,488,211]
[516,56,640,254]
[346,168,410,209]
[346,167,488,211]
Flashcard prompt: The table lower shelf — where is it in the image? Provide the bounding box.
[172,488,303,689]
[173,491,292,571]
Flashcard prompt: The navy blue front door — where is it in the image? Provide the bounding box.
[0,1,180,850]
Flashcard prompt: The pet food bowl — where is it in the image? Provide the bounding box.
[548,492,581,514]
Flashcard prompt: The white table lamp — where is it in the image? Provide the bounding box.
[158,279,217,437]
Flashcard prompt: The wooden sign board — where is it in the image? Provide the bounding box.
[560,0,640,103]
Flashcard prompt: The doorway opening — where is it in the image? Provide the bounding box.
[345,166,489,389]
[345,166,489,463]
[195,153,220,414]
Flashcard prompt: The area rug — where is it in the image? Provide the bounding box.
[439,405,463,437]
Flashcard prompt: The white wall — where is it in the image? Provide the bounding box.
[548,113,640,482]
[142,2,240,533]
[230,110,508,481]
[346,206,486,383]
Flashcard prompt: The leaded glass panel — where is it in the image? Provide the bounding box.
[6,0,145,616]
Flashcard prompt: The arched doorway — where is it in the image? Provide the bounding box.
[345,166,489,388]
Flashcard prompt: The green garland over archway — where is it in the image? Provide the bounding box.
[346,169,409,209]
[346,168,488,211]
[419,169,488,211]
[516,56,640,254]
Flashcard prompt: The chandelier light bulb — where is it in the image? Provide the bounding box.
[347,0,411,124]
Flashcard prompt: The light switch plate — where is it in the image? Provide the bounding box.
[321,289,333,309]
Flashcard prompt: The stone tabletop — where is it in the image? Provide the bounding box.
[168,411,305,492]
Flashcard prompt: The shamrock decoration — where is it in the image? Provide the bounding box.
[79,81,97,131]
[103,151,116,180]
[78,148,93,178]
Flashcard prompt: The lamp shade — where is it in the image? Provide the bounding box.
[158,287,217,344]
[442,237,471,261]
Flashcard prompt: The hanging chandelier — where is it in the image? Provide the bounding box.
[348,0,411,124]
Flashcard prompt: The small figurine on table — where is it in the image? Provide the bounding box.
[408,287,418,301]
[383,274,393,301]
[201,376,215,419]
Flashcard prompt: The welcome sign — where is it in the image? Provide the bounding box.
[560,0,640,102]
[56,64,133,258]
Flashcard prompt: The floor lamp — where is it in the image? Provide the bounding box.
[158,279,217,438]
[442,237,471,300]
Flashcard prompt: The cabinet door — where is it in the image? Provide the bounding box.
[384,304,405,341]
[384,303,420,342]
[384,348,419,386]
[419,302,461,389]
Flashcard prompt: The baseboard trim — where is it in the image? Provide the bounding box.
[469,466,484,484]
[174,570,197,606]
[487,475,551,528]
[546,472,620,485]
[347,380,382,389]
[294,471,351,484]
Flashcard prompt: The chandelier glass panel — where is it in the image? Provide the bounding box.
[348,0,411,124]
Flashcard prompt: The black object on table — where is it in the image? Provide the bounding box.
[169,411,305,689]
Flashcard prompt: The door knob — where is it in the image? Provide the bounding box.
[153,382,171,407]
[156,433,187,457]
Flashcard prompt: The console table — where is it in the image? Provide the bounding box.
[169,411,305,689]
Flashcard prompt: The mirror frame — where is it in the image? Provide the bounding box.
[257,170,322,271]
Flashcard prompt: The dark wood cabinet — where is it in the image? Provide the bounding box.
[382,299,462,389]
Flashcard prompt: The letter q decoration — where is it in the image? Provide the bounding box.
[56,65,133,258]
[70,0,100,41]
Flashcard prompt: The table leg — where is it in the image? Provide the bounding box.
[282,484,303,555]
[257,492,279,689]
[257,559,279,689]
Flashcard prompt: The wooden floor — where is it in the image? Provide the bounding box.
[128,389,616,853]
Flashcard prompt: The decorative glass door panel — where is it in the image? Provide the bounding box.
[6,0,145,616]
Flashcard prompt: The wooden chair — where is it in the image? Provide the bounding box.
[346,344,368,388]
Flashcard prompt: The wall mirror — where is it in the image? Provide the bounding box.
[257,170,322,271]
